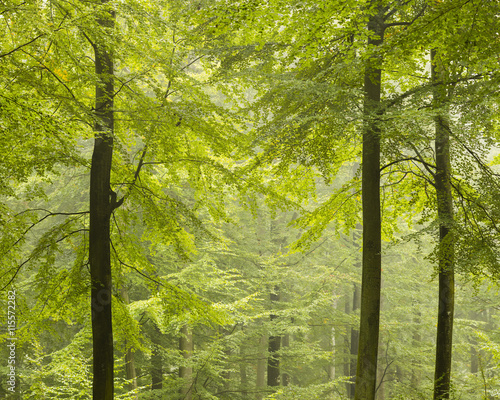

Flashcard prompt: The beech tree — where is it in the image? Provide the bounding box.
[88,1,116,397]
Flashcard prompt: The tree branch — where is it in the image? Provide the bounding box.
[0,34,45,58]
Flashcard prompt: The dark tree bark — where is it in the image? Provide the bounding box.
[267,290,281,387]
[89,3,115,399]
[431,48,455,400]
[354,9,384,400]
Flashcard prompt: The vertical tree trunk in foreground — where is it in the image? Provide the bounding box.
[432,48,455,400]
[354,9,384,400]
[89,3,115,399]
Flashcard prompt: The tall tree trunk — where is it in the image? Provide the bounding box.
[89,3,115,399]
[431,48,455,400]
[267,289,281,387]
[179,325,193,400]
[354,9,384,400]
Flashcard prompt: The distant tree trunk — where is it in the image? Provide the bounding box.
[151,324,163,390]
[349,282,360,398]
[256,334,267,400]
[355,9,384,400]
[89,2,115,399]
[120,287,138,397]
[431,48,455,400]
[348,217,361,398]
[281,333,291,386]
[151,348,162,390]
[125,348,138,395]
[330,331,336,381]
[471,347,480,376]
[469,309,483,375]
[268,289,281,387]
[344,291,351,385]
[239,338,248,396]
[179,325,193,400]
[220,326,231,392]
[377,361,385,400]
[411,310,422,388]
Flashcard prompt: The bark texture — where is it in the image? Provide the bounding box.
[432,48,455,400]
[89,3,115,399]
[354,10,384,400]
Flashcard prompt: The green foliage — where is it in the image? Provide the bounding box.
[1,0,500,399]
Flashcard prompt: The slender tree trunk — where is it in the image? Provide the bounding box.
[349,220,361,398]
[377,361,385,400]
[281,333,291,386]
[179,325,193,400]
[432,48,455,400]
[470,310,479,374]
[411,311,422,388]
[267,290,281,387]
[150,324,163,391]
[220,327,231,393]
[89,3,115,399]
[256,334,267,400]
[330,324,336,382]
[349,283,360,398]
[354,10,384,400]
[239,339,248,396]
[125,348,138,395]
[344,292,352,396]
